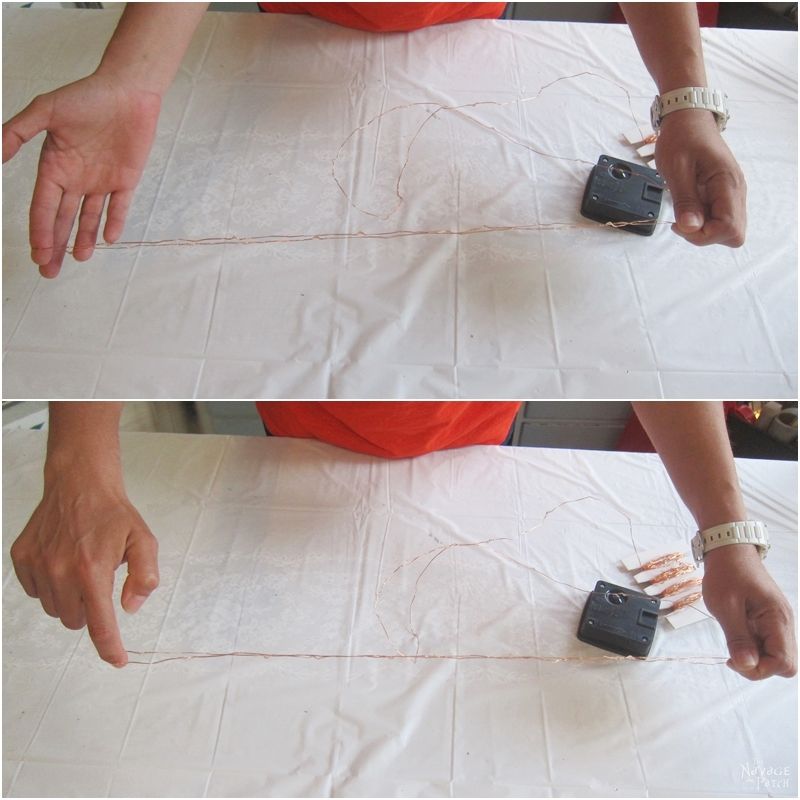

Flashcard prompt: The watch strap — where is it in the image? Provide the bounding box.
[691,520,769,564]
[651,86,729,132]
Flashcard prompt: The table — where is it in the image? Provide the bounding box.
[2,9,797,399]
[3,430,797,796]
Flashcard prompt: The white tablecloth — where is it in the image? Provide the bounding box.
[2,9,797,399]
[3,430,797,796]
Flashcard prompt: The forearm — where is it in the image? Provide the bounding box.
[620,2,707,92]
[634,401,794,679]
[46,402,125,488]
[96,2,209,96]
[631,402,746,531]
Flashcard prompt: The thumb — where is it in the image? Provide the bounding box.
[719,609,760,673]
[2,95,52,163]
[667,159,705,234]
[121,527,159,614]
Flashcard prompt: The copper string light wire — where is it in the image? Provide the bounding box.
[636,551,687,572]
[375,496,648,657]
[374,496,605,654]
[647,563,696,585]
[125,650,728,666]
[659,577,703,598]
[87,219,669,253]
[662,592,706,614]
[81,72,671,254]
[330,71,654,220]
[124,497,721,668]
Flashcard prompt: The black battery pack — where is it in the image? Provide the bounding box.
[577,580,660,657]
[580,155,665,236]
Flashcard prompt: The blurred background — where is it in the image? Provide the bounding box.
[2,2,797,30]
[3,401,797,459]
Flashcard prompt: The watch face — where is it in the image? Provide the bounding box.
[650,98,661,131]
[691,534,704,563]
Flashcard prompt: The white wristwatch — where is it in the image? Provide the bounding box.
[691,521,770,564]
[651,86,730,132]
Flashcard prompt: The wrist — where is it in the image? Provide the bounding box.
[44,445,124,493]
[703,542,762,571]
[93,60,169,100]
[95,2,208,97]
[659,107,718,132]
[691,493,747,533]
[657,75,708,94]
[652,57,707,96]
[695,511,750,534]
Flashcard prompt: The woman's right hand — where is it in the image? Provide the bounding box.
[10,465,159,668]
[2,72,161,277]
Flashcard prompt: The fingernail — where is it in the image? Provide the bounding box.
[124,594,147,614]
[735,651,758,670]
[681,212,703,230]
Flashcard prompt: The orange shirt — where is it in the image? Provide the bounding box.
[258,3,506,32]
[255,402,521,458]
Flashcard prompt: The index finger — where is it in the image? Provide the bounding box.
[755,624,798,679]
[29,175,62,267]
[83,580,128,668]
[673,216,744,248]
[705,172,747,246]
[672,174,746,248]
